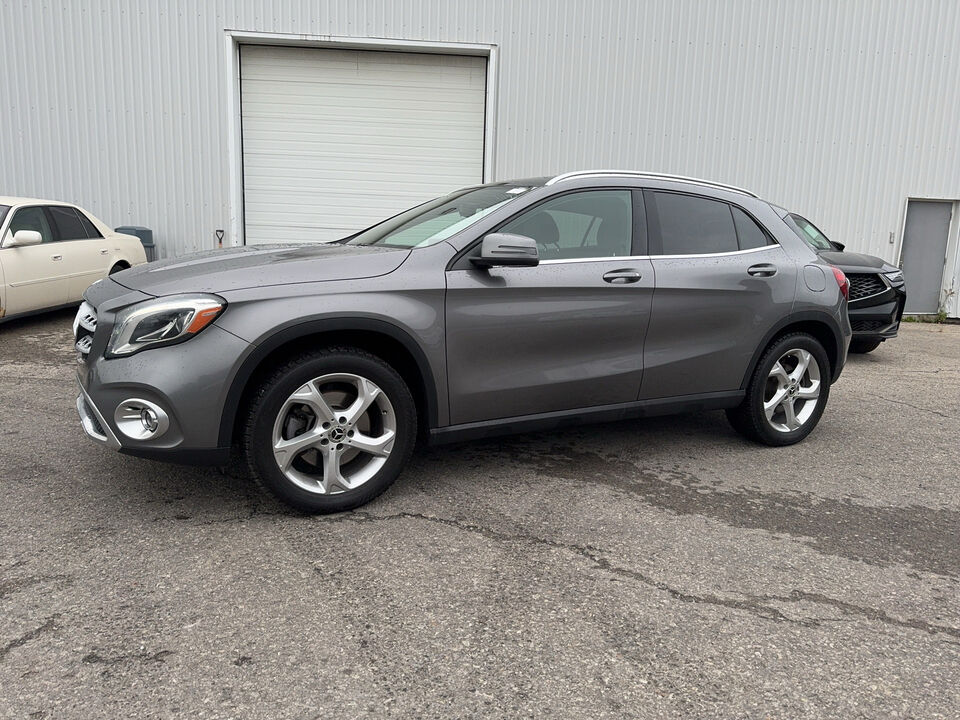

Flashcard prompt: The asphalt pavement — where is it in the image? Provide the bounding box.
[1,309,958,719]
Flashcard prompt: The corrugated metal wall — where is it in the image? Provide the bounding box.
[1,0,958,311]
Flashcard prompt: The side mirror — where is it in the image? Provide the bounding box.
[6,230,43,248]
[831,241,846,252]
[470,233,539,268]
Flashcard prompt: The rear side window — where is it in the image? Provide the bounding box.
[648,192,738,255]
[732,207,770,250]
[48,205,90,240]
[75,210,103,238]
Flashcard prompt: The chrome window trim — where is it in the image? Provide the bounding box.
[537,244,779,265]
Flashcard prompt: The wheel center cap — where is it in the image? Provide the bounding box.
[330,427,346,442]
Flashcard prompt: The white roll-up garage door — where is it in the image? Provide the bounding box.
[239,45,487,245]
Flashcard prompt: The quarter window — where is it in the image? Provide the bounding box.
[75,210,103,239]
[732,207,770,250]
[500,190,634,260]
[8,207,55,244]
[649,192,738,255]
[48,205,90,240]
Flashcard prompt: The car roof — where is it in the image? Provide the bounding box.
[0,196,77,207]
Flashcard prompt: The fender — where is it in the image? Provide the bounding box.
[739,310,847,389]
[216,316,440,447]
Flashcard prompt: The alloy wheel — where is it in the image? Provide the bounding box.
[763,348,821,433]
[271,373,397,494]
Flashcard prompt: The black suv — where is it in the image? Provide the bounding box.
[777,209,906,354]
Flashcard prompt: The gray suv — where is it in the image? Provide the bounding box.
[75,171,851,513]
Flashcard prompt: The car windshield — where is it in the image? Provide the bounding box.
[785,213,834,252]
[0,205,9,227]
[346,184,535,248]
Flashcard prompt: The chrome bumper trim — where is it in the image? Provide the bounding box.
[76,380,121,450]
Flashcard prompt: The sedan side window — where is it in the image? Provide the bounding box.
[8,207,55,243]
[499,190,633,260]
[75,210,103,239]
[648,191,739,255]
[48,205,92,240]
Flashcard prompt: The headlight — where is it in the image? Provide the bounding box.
[884,269,905,285]
[106,294,226,357]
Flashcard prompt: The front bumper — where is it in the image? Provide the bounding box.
[849,283,906,340]
[73,285,249,466]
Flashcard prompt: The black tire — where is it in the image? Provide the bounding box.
[108,264,126,275]
[243,347,416,513]
[725,332,831,447]
[849,338,882,354]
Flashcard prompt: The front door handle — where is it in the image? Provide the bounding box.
[602,268,642,284]
[51,254,63,261]
[747,263,777,277]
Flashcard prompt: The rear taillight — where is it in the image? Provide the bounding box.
[832,267,849,300]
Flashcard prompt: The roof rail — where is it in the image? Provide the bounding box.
[545,170,758,198]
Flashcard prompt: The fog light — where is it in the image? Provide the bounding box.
[140,407,159,433]
[115,399,169,440]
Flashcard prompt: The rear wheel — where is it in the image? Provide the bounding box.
[243,348,416,513]
[108,263,126,275]
[726,333,831,446]
[849,338,882,354]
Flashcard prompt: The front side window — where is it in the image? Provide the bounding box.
[347,184,534,249]
[649,192,738,255]
[0,204,9,227]
[499,190,633,260]
[8,206,55,243]
[48,205,91,240]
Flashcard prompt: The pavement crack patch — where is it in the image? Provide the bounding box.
[864,393,955,419]
[756,590,960,640]
[322,512,800,624]
[0,615,59,662]
[0,574,73,600]
[323,512,960,639]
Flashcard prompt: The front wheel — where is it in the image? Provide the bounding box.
[243,348,417,513]
[726,333,831,446]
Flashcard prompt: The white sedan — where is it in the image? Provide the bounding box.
[0,197,147,321]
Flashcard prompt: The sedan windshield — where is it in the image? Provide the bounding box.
[347,184,534,248]
[785,213,834,252]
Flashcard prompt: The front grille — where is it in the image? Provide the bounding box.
[73,301,97,356]
[851,318,887,333]
[848,274,886,302]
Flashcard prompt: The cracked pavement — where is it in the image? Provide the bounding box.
[1,310,959,718]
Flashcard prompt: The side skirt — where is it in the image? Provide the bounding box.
[428,390,744,446]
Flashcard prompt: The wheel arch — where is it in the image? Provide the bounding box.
[218,318,439,448]
[740,311,846,389]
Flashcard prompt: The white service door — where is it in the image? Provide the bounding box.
[240,45,487,245]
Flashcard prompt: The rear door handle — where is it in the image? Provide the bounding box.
[99,249,108,255]
[51,254,63,261]
[602,268,642,284]
[747,263,777,277]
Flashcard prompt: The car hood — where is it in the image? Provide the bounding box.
[817,250,896,273]
[111,243,410,296]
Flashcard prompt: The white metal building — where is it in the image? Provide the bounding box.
[1,0,958,315]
